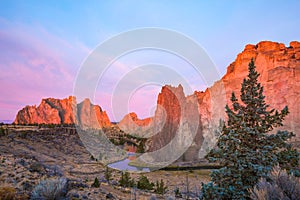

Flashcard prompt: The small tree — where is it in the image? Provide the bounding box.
[136,139,146,153]
[91,177,100,188]
[0,126,5,137]
[201,59,298,199]
[119,171,135,188]
[174,187,182,198]
[154,179,167,195]
[105,167,112,184]
[137,175,154,190]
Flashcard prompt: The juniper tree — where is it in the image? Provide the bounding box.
[154,179,167,195]
[201,59,298,199]
[105,167,112,184]
[137,175,154,190]
[119,171,135,188]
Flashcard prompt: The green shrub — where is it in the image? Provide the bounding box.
[31,178,68,200]
[154,179,167,195]
[174,187,182,198]
[29,162,44,173]
[104,167,112,184]
[119,171,135,188]
[137,175,154,190]
[0,126,5,137]
[91,177,100,188]
[90,155,95,160]
[136,140,145,153]
[119,137,125,145]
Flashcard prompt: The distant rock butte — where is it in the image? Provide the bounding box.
[76,98,111,129]
[14,96,111,128]
[118,112,152,137]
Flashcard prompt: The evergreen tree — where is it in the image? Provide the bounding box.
[154,179,168,195]
[119,171,135,188]
[201,59,298,199]
[136,139,146,153]
[105,167,112,184]
[137,175,154,190]
[91,177,100,188]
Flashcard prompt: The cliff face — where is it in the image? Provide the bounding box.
[196,41,300,156]
[118,112,152,137]
[76,98,111,129]
[14,96,75,124]
[119,41,300,161]
[147,84,203,161]
[119,85,203,162]
[14,96,111,128]
[224,41,300,134]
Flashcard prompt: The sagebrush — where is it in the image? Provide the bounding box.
[250,166,300,200]
[30,178,68,200]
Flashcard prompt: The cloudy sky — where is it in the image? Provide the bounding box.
[1,0,300,121]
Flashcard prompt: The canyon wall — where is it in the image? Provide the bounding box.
[196,40,300,157]
[120,41,300,160]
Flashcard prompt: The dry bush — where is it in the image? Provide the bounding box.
[0,185,16,200]
[30,178,68,200]
[250,166,300,200]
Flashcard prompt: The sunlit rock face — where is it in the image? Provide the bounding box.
[196,41,300,155]
[120,85,204,163]
[118,112,153,137]
[221,41,300,138]
[120,41,300,160]
[14,96,76,125]
[14,96,111,128]
[76,98,111,129]
[14,41,300,161]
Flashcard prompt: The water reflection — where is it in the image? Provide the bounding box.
[108,152,150,172]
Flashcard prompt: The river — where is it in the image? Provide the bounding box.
[108,152,150,172]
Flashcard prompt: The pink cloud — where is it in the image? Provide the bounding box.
[0,19,90,120]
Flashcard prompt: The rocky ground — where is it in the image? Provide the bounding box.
[0,125,210,199]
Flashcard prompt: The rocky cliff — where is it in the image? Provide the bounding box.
[14,96,111,128]
[118,112,152,137]
[147,84,203,162]
[119,85,203,164]
[119,41,300,161]
[76,98,111,129]
[196,40,300,157]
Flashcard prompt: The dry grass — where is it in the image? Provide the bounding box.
[250,166,300,200]
[31,178,68,200]
[0,185,16,200]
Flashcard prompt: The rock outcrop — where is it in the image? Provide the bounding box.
[118,112,152,137]
[119,41,300,161]
[14,96,111,128]
[76,98,111,129]
[197,41,300,156]
[148,84,203,162]
[120,85,203,164]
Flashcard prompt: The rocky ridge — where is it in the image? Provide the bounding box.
[121,41,300,160]
[14,96,111,129]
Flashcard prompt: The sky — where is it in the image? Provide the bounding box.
[0,0,300,122]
